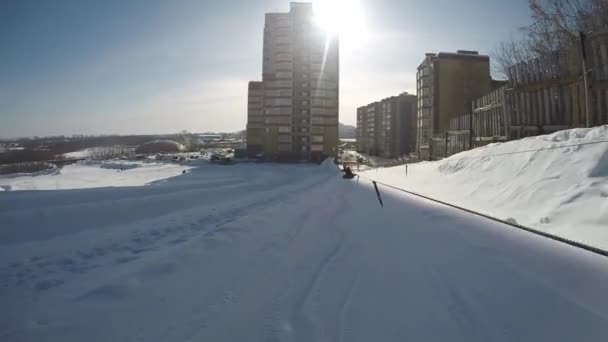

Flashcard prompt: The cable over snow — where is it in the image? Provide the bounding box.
[362,125,608,249]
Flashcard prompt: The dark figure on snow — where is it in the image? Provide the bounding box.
[342,164,356,179]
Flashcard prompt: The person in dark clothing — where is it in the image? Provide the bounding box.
[342,163,356,179]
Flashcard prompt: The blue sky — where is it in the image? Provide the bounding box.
[0,0,531,138]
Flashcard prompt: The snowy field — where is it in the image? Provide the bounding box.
[1,155,608,341]
[363,126,608,250]
[0,161,192,191]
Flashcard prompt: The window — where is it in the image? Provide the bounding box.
[311,117,338,125]
[301,100,309,105]
[265,89,292,97]
[266,80,292,88]
[275,62,293,70]
[275,72,293,79]
[301,109,309,114]
[278,135,291,143]
[311,145,323,152]
[312,80,338,90]
[278,144,292,152]
[265,117,292,124]
[301,82,309,87]
[265,99,292,106]
[311,108,335,115]
[312,99,336,107]
[278,126,291,133]
[312,135,324,143]
[312,89,337,98]
[301,92,309,96]
[276,53,292,61]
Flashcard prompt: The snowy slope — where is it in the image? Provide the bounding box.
[1,161,608,341]
[363,126,608,249]
[62,148,95,159]
[0,161,191,191]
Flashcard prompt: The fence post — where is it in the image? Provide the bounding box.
[580,31,591,127]
[444,131,449,157]
[469,111,473,149]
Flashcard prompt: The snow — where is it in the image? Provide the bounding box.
[0,161,192,191]
[1,159,608,341]
[62,148,94,159]
[362,125,608,249]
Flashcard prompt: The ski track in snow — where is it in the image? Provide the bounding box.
[2,161,608,341]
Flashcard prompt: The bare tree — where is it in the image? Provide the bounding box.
[494,0,608,75]
[526,0,590,55]
[89,146,132,161]
[491,35,535,78]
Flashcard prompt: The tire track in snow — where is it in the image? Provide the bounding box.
[150,174,339,342]
[338,268,360,342]
[0,172,336,294]
[291,181,352,342]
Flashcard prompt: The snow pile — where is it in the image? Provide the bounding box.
[62,148,94,159]
[82,160,143,170]
[363,125,608,249]
[320,158,338,173]
[0,161,191,191]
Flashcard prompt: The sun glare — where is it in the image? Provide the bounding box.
[313,0,368,49]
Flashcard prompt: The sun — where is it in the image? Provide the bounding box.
[313,0,368,48]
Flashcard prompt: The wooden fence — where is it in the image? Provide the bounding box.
[428,31,608,161]
[506,30,608,136]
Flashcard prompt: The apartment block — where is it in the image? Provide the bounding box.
[246,81,264,157]
[356,92,417,158]
[416,50,492,159]
[246,2,340,161]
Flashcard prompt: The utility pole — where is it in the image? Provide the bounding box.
[445,131,449,158]
[580,31,591,128]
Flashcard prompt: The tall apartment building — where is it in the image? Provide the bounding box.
[246,2,340,161]
[356,92,417,158]
[246,81,264,157]
[416,50,492,159]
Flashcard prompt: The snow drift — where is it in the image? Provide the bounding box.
[363,125,608,249]
[0,161,191,191]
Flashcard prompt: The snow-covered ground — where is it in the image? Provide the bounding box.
[62,148,95,159]
[1,158,608,341]
[362,126,608,249]
[0,161,192,191]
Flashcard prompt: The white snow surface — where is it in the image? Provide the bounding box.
[62,148,95,159]
[1,156,608,341]
[0,161,191,191]
[363,125,608,250]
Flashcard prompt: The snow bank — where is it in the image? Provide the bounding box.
[62,148,93,159]
[320,158,338,173]
[82,160,142,170]
[363,125,608,249]
[0,161,191,191]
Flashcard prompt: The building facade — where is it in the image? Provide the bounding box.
[247,2,340,161]
[246,81,264,157]
[416,50,492,159]
[356,92,417,158]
